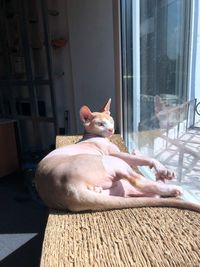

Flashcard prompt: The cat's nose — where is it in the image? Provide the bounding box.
[108,128,113,133]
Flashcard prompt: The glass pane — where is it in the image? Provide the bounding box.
[39,121,55,152]
[19,120,41,153]
[36,85,54,117]
[138,0,193,164]
[139,0,190,132]
[121,0,200,201]
[4,0,28,80]
[27,0,49,80]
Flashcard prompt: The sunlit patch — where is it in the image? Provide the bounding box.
[0,233,37,260]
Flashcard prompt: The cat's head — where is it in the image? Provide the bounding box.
[80,98,114,138]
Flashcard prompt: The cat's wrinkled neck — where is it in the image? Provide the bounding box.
[80,132,110,142]
[83,132,103,139]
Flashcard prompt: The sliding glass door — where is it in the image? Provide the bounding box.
[121,0,197,182]
[121,0,192,145]
[139,0,191,131]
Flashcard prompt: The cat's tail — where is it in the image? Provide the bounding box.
[65,188,200,213]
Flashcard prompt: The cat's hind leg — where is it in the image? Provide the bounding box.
[101,179,157,197]
[87,185,103,193]
[102,155,182,198]
[125,174,183,197]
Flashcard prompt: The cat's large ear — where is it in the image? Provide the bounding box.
[80,106,93,125]
[99,98,111,115]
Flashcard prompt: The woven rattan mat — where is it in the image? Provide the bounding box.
[55,134,129,152]
[40,208,200,267]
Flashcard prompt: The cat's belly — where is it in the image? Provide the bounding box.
[101,155,133,178]
[36,154,143,203]
[37,154,115,189]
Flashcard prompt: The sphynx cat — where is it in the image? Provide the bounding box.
[35,99,200,212]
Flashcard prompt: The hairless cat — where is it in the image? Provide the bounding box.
[35,99,200,212]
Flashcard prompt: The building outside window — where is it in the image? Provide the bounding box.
[121,0,200,202]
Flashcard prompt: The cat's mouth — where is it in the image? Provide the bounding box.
[104,129,114,137]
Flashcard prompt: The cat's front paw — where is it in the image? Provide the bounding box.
[151,159,176,181]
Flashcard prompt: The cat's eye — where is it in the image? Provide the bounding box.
[96,122,104,127]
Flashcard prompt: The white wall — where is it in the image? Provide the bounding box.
[67,0,116,133]
[43,0,116,135]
